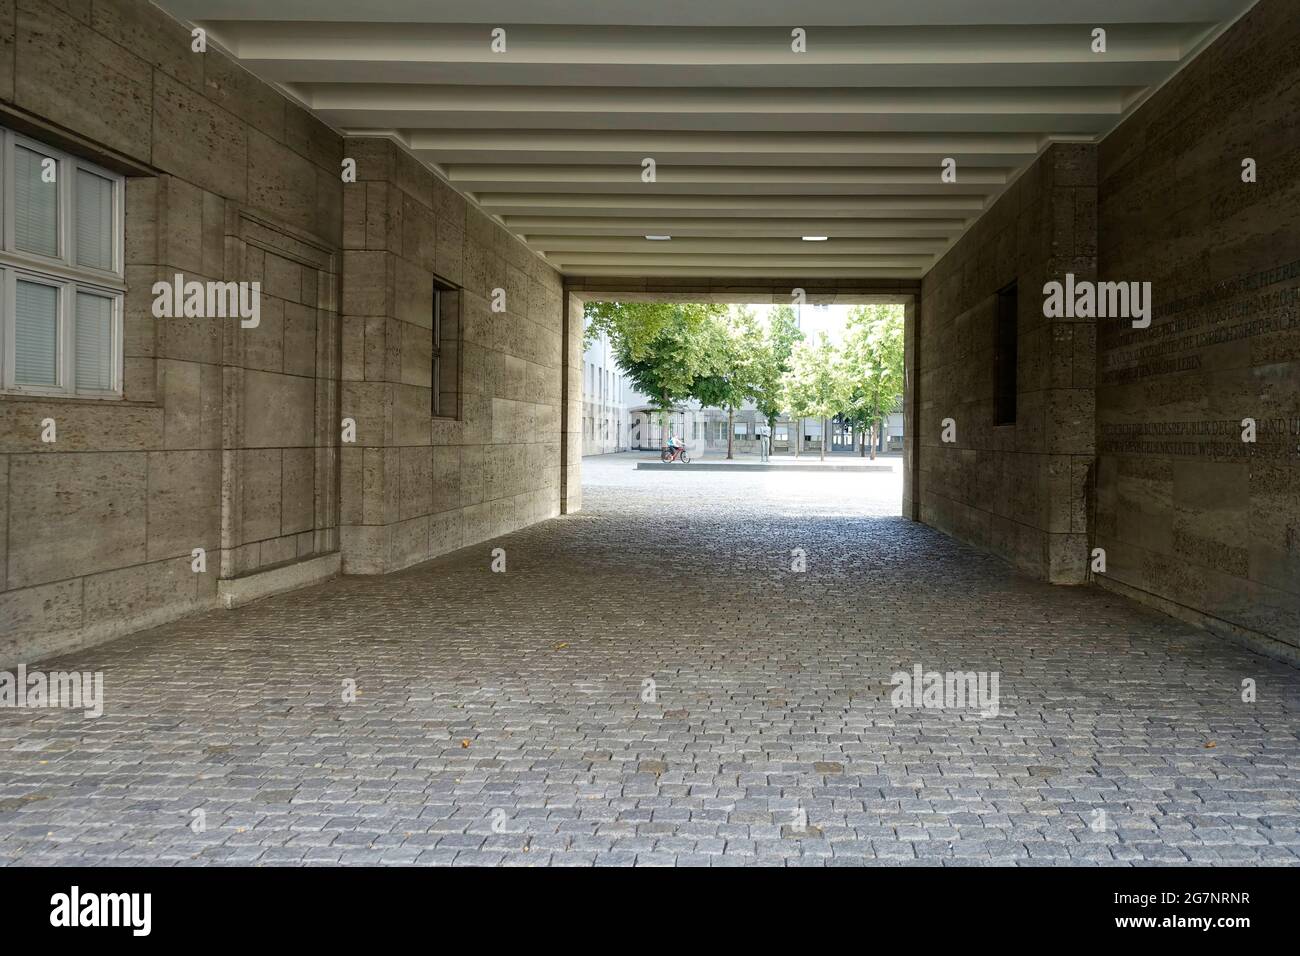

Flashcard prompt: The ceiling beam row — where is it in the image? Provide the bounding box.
[156,0,1257,278]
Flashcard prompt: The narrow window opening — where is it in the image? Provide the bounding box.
[431,286,461,419]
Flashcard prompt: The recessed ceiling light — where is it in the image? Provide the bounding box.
[802,236,828,241]
[645,235,672,241]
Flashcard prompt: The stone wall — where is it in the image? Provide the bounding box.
[917,144,1097,583]
[1094,0,1300,654]
[338,138,564,573]
[0,2,568,665]
[0,0,344,665]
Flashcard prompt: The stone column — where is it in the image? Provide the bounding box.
[560,291,584,513]
[903,295,920,520]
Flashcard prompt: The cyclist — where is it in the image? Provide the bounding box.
[667,432,684,461]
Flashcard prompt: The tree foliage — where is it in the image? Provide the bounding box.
[750,304,804,430]
[586,299,905,456]
[838,304,905,451]
[584,301,728,407]
[691,306,763,412]
[781,332,846,422]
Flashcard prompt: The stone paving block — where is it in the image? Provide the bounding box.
[0,456,1297,866]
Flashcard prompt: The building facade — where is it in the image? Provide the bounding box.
[626,402,903,457]
[581,321,632,455]
[0,1,568,666]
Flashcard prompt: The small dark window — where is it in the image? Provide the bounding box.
[994,280,1018,425]
[431,287,460,419]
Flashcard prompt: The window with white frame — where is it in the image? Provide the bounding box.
[0,127,124,398]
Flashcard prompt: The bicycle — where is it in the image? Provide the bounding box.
[660,446,690,464]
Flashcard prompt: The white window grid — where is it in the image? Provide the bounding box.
[0,127,126,399]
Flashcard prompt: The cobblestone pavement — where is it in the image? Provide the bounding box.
[1,453,1297,866]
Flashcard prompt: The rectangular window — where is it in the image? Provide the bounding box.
[1,127,124,398]
[75,169,115,272]
[14,144,59,258]
[734,422,748,439]
[75,290,115,390]
[432,290,442,408]
[994,280,1018,425]
[13,278,58,385]
[431,287,461,419]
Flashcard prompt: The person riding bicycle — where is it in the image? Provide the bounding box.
[667,432,685,461]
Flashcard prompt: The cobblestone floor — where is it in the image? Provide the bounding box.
[1,453,1297,866]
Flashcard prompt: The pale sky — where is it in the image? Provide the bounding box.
[741,303,854,346]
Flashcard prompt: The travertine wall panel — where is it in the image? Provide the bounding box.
[338,137,564,574]
[918,144,1098,582]
[1095,0,1300,652]
[0,0,342,665]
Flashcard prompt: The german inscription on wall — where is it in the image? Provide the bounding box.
[1099,259,1300,461]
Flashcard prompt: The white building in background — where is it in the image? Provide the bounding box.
[628,396,705,452]
[582,321,634,456]
[884,411,904,450]
[626,397,902,456]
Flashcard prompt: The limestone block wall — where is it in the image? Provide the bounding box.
[338,138,564,573]
[917,144,1098,583]
[0,0,343,664]
[1094,0,1300,653]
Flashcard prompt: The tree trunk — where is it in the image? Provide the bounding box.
[794,418,802,458]
[869,422,878,460]
[820,417,827,460]
[860,427,867,456]
[726,406,735,459]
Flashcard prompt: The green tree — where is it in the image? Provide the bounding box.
[840,304,905,459]
[585,300,725,362]
[585,301,727,443]
[692,307,763,459]
[750,304,804,454]
[781,332,848,461]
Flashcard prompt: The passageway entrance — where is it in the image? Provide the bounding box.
[560,283,919,525]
